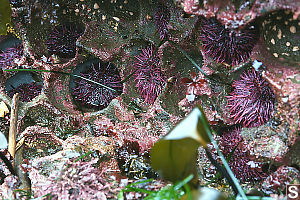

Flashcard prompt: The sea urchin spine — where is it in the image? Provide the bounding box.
[45,23,84,59]
[7,82,43,102]
[72,61,123,110]
[154,4,171,40]
[134,46,165,104]
[218,127,267,182]
[0,42,23,69]
[226,69,275,127]
[197,16,259,66]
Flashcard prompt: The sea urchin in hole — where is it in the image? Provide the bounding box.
[226,69,275,127]
[154,4,171,40]
[197,16,259,66]
[71,61,123,110]
[45,23,84,59]
[7,82,43,102]
[134,46,165,104]
[0,42,23,69]
[218,127,267,182]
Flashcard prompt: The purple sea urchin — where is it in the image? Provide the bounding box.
[71,60,123,110]
[219,127,266,182]
[7,82,43,102]
[154,4,171,40]
[197,16,259,66]
[45,23,84,59]
[134,46,165,104]
[226,69,275,127]
[0,42,23,69]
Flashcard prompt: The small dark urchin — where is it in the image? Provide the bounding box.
[226,69,275,127]
[71,61,123,110]
[197,16,259,66]
[154,4,171,40]
[7,82,43,102]
[218,127,267,182]
[45,23,84,59]
[134,46,165,104]
[0,43,23,69]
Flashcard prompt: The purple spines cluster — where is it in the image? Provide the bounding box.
[197,16,259,66]
[72,61,123,109]
[134,46,165,104]
[154,4,171,40]
[226,69,275,127]
[8,82,43,102]
[0,43,23,69]
[219,128,266,182]
[45,23,83,59]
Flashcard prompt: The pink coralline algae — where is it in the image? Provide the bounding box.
[114,100,135,122]
[134,46,166,104]
[0,42,23,69]
[154,4,171,40]
[0,175,19,199]
[262,166,300,194]
[93,116,116,137]
[29,159,111,199]
[72,61,123,110]
[115,121,161,153]
[45,23,84,58]
[226,69,276,127]
[218,127,266,182]
[7,82,43,102]
[196,16,259,66]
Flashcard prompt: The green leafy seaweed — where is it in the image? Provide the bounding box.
[150,105,248,199]
[150,106,211,186]
[118,174,193,200]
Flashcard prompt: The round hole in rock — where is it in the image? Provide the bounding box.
[0,36,23,74]
[0,36,22,52]
[45,22,85,59]
[70,59,123,111]
[5,72,44,102]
